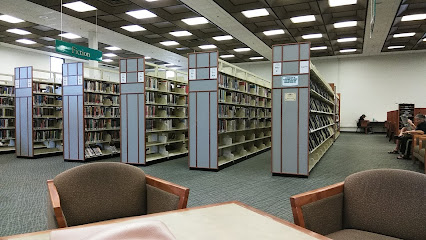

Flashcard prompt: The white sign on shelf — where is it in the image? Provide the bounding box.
[27,80,31,88]
[138,72,145,83]
[77,76,83,85]
[15,80,19,89]
[120,73,126,83]
[273,62,282,75]
[189,69,196,80]
[300,61,309,74]
[282,76,299,86]
[210,67,217,79]
[284,93,297,101]
[63,77,68,86]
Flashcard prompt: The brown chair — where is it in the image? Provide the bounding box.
[412,135,426,173]
[47,162,189,229]
[290,169,426,240]
[360,120,369,134]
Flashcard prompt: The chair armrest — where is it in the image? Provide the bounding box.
[290,182,344,228]
[146,175,189,209]
[47,180,67,228]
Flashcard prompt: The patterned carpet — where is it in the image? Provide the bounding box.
[0,133,423,237]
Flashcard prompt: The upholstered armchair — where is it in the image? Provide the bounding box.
[47,162,189,229]
[290,169,426,240]
[412,135,426,173]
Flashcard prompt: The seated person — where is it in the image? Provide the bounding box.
[397,114,426,159]
[388,114,413,154]
[357,114,372,133]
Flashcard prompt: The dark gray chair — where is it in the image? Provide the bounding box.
[47,162,189,228]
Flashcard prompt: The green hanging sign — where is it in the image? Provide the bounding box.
[55,40,102,61]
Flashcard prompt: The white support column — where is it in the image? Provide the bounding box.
[88,31,99,68]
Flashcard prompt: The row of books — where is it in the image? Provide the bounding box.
[146,92,187,104]
[34,96,60,106]
[0,97,13,106]
[309,115,333,131]
[85,119,120,130]
[218,90,270,106]
[34,130,61,141]
[34,108,59,117]
[310,98,333,113]
[0,130,14,139]
[145,106,186,117]
[146,119,187,131]
[34,119,61,129]
[0,119,14,128]
[0,86,13,95]
[309,127,334,152]
[84,145,120,158]
[310,80,333,102]
[219,140,270,159]
[218,74,269,98]
[218,105,271,118]
[84,80,119,94]
[146,77,159,90]
[33,84,61,94]
[219,119,271,133]
[147,132,186,144]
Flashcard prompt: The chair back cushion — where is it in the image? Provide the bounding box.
[54,162,147,227]
[343,169,426,240]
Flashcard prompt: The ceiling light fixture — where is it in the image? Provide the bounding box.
[160,41,179,46]
[181,17,208,25]
[393,32,416,38]
[302,33,322,39]
[105,46,121,51]
[263,29,285,36]
[58,33,81,39]
[121,25,146,32]
[220,55,235,58]
[144,56,152,59]
[16,39,36,44]
[387,46,405,49]
[234,48,251,52]
[311,46,327,50]
[103,53,117,57]
[102,59,113,63]
[334,20,357,28]
[290,15,315,23]
[213,35,233,41]
[424,38,426,42]
[340,49,357,53]
[241,8,269,18]
[6,28,31,35]
[199,45,216,49]
[0,15,25,23]
[126,9,157,19]
[249,57,264,60]
[170,31,192,37]
[329,0,357,7]
[401,14,426,22]
[63,1,97,12]
[337,37,357,42]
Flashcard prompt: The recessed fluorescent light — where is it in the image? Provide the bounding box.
[241,8,269,18]
[103,53,117,57]
[145,56,152,59]
[7,28,31,35]
[393,32,416,38]
[311,46,327,50]
[263,29,285,36]
[121,25,146,32]
[220,55,235,58]
[145,0,158,1]
[290,15,315,23]
[105,46,121,51]
[388,46,405,49]
[340,49,356,53]
[302,33,322,39]
[329,0,357,7]
[160,41,179,46]
[126,9,157,19]
[170,31,192,37]
[424,38,426,42]
[199,45,216,49]
[0,15,25,23]
[234,48,251,52]
[213,35,233,41]
[16,39,36,45]
[181,17,208,25]
[401,14,426,22]
[59,33,81,39]
[249,57,264,60]
[45,46,56,49]
[334,20,357,28]
[102,59,113,63]
[337,37,357,42]
[63,1,96,12]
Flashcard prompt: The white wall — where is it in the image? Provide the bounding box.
[237,52,426,131]
[0,45,51,75]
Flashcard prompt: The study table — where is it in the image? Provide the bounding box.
[2,201,330,240]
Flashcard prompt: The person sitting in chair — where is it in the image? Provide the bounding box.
[388,113,413,154]
[397,114,426,159]
[357,114,372,133]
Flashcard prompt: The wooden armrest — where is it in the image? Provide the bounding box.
[146,175,190,209]
[47,180,67,228]
[290,182,344,227]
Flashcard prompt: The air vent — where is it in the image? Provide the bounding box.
[98,0,130,7]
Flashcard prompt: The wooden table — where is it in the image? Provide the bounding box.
[2,201,330,240]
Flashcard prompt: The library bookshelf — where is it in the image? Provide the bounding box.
[188,51,271,170]
[62,63,120,161]
[271,42,335,176]
[0,73,15,153]
[15,67,63,157]
[335,93,341,139]
[120,58,188,165]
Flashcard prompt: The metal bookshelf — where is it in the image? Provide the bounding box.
[62,63,120,161]
[0,73,15,153]
[271,42,335,176]
[188,51,271,170]
[120,58,188,165]
[15,67,63,157]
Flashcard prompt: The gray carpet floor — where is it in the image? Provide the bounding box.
[0,133,423,237]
